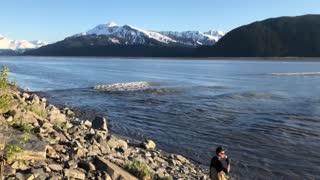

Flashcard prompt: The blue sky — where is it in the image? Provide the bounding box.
[1,0,319,42]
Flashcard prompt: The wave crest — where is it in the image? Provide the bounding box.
[94,82,152,91]
[269,72,320,76]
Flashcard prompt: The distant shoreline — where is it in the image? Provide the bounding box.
[8,55,320,62]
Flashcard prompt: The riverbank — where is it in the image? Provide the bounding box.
[0,82,209,179]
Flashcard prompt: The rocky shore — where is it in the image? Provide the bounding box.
[0,82,209,179]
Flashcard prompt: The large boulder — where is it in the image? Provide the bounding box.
[107,136,128,150]
[46,105,66,124]
[92,116,108,131]
[93,156,138,180]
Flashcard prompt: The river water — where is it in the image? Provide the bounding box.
[1,56,319,179]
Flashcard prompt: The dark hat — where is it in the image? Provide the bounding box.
[216,146,225,155]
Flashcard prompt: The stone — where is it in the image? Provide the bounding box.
[141,139,156,150]
[176,154,190,164]
[93,156,138,180]
[78,160,96,172]
[107,136,128,150]
[6,116,13,123]
[75,148,86,159]
[41,97,47,102]
[4,131,47,161]
[4,165,16,176]
[16,172,35,180]
[30,94,40,104]
[31,168,46,179]
[22,93,30,99]
[92,116,108,131]
[48,164,63,171]
[99,140,111,155]
[46,105,66,124]
[168,159,176,166]
[64,168,86,180]
[83,120,92,128]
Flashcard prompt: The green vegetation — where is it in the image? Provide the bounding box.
[4,134,30,163]
[197,14,320,57]
[0,65,9,89]
[124,160,153,180]
[25,104,47,118]
[10,117,35,134]
[0,65,14,113]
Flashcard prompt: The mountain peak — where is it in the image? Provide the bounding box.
[106,22,118,27]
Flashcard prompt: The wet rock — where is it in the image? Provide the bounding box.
[93,156,138,180]
[48,164,63,171]
[64,168,86,180]
[141,139,156,150]
[92,116,108,131]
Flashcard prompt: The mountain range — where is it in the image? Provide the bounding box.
[0,34,47,55]
[24,22,224,57]
[20,14,320,57]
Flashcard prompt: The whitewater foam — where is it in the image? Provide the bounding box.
[269,72,320,76]
[94,82,152,91]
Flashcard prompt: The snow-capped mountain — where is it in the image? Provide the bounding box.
[159,30,225,46]
[73,22,224,47]
[0,34,48,53]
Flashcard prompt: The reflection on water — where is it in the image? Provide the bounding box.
[1,57,320,179]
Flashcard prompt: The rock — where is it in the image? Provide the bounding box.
[4,165,16,176]
[168,159,176,166]
[107,136,128,150]
[31,168,46,179]
[6,116,13,123]
[141,139,156,150]
[30,94,40,104]
[75,148,86,159]
[92,116,108,131]
[11,161,30,170]
[78,161,96,172]
[93,156,139,180]
[83,120,92,128]
[15,172,35,180]
[64,168,86,180]
[22,93,30,99]
[46,105,66,124]
[176,154,190,164]
[40,97,47,102]
[4,131,47,162]
[48,164,63,171]
[99,140,111,155]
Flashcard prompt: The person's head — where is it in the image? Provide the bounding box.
[216,146,225,158]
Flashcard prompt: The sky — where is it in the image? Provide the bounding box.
[1,0,319,43]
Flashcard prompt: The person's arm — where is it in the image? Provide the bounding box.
[226,158,231,174]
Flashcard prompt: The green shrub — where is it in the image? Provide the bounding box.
[124,160,153,180]
[10,117,34,134]
[25,104,47,118]
[0,65,9,89]
[0,94,13,113]
[4,134,29,163]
